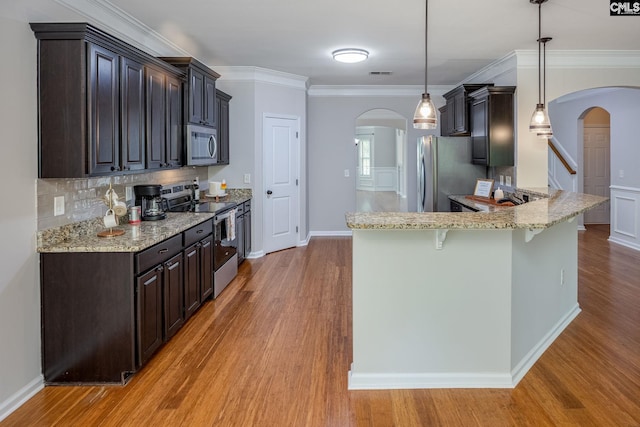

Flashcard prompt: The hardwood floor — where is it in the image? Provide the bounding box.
[3,224,640,426]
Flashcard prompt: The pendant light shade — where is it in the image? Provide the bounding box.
[529,0,553,137]
[413,93,437,129]
[413,0,437,129]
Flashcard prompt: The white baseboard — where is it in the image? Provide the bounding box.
[348,370,513,390]
[608,236,640,251]
[309,230,352,237]
[0,376,44,422]
[348,304,582,391]
[510,304,581,386]
[245,250,265,259]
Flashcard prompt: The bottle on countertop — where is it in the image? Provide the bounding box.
[494,187,504,200]
[192,179,200,201]
[221,179,227,193]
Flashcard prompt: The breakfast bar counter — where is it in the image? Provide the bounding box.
[346,190,607,390]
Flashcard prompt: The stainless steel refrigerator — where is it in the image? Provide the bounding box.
[417,135,487,212]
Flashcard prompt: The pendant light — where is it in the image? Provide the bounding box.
[529,0,552,136]
[413,0,437,129]
[536,37,553,139]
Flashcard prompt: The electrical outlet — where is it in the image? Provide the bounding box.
[54,196,65,216]
[500,175,504,185]
[344,169,350,177]
[619,169,625,178]
[125,186,133,201]
[505,176,512,186]
[244,173,251,184]
[560,268,565,285]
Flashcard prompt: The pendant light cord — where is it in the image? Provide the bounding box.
[424,0,428,94]
[537,1,542,105]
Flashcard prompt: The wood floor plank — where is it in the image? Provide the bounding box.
[3,227,640,426]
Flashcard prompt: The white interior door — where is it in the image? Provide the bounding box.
[583,126,610,224]
[263,115,299,254]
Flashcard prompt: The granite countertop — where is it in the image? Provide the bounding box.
[346,190,608,230]
[38,212,215,253]
[37,188,253,254]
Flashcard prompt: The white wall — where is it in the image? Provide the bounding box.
[548,87,640,250]
[514,53,640,188]
[0,18,43,420]
[213,69,308,251]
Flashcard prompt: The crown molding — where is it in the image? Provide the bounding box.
[307,85,452,97]
[515,49,640,69]
[53,0,190,57]
[462,52,518,85]
[214,66,308,90]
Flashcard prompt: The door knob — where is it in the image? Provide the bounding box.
[266,190,273,195]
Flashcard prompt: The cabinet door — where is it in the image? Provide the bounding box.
[88,43,120,175]
[184,244,200,320]
[236,213,245,264]
[244,209,251,257]
[188,69,205,125]
[163,253,184,340]
[166,75,182,168]
[471,98,488,165]
[146,67,166,169]
[120,57,145,172]
[217,95,230,164]
[453,90,466,133]
[137,267,163,365]
[200,236,213,301]
[203,75,216,127]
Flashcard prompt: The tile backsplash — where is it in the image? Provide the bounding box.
[37,167,208,231]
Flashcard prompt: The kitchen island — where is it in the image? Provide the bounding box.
[345,189,606,390]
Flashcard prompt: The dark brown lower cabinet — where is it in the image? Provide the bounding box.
[136,266,163,366]
[184,243,201,320]
[164,254,184,339]
[184,234,213,321]
[40,219,213,384]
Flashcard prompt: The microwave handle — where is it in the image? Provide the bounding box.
[208,135,218,159]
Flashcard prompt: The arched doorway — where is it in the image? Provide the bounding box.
[581,107,611,225]
[354,109,408,212]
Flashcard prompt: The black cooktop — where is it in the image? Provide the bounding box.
[168,200,236,214]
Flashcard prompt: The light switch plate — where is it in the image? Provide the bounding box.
[344,169,350,177]
[244,173,251,184]
[505,176,512,186]
[125,186,133,201]
[54,196,65,216]
[500,175,504,185]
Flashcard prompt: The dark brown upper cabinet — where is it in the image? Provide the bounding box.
[469,86,516,166]
[440,84,491,137]
[216,89,232,165]
[161,57,221,129]
[31,23,185,178]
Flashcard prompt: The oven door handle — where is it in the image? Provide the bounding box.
[215,211,233,223]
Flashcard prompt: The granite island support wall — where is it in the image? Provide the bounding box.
[349,219,579,389]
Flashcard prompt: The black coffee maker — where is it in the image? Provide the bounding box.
[134,184,167,221]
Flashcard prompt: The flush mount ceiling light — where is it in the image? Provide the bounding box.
[529,0,553,138]
[332,48,369,63]
[413,0,437,130]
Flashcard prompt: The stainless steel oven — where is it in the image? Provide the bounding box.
[213,206,238,298]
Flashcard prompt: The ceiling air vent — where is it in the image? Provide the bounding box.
[369,71,392,76]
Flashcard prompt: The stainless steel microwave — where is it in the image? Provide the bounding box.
[186,124,218,166]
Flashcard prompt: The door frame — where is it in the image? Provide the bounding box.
[262,113,301,254]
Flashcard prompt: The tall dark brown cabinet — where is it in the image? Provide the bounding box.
[216,89,232,165]
[469,86,516,166]
[31,23,185,178]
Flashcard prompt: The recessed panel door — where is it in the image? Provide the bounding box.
[263,116,299,254]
